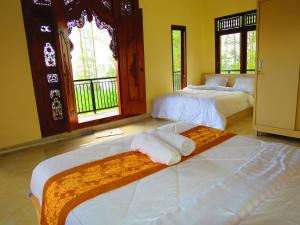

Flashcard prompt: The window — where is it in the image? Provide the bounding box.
[215,10,257,74]
[21,0,146,136]
[220,33,241,74]
[69,18,119,123]
[247,30,256,73]
[171,25,187,92]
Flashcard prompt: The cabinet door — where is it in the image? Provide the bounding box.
[255,0,300,130]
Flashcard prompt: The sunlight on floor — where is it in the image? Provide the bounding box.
[78,108,119,123]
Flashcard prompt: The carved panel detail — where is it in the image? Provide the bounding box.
[47,74,59,83]
[50,89,61,98]
[120,0,133,16]
[67,11,117,58]
[100,0,112,11]
[64,0,74,5]
[44,43,57,67]
[67,10,88,34]
[51,98,64,120]
[33,0,52,6]
[41,26,52,33]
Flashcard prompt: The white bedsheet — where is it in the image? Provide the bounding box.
[30,122,300,225]
[151,88,253,130]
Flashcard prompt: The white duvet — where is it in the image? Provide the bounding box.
[151,86,254,130]
[31,122,300,225]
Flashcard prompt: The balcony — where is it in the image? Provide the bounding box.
[173,71,181,92]
[74,77,119,123]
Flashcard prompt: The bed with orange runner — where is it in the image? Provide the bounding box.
[30,122,300,225]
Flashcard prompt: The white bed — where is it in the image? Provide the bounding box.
[152,87,254,130]
[31,122,300,225]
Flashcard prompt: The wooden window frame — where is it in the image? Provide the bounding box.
[215,10,257,74]
[21,0,146,137]
[171,25,187,91]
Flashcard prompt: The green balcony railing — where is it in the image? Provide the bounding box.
[74,77,118,114]
[173,71,181,92]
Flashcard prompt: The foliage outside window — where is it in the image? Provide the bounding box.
[69,20,119,116]
[220,33,241,74]
[172,30,182,91]
[247,31,256,73]
[215,10,257,74]
[171,26,187,92]
[69,20,116,80]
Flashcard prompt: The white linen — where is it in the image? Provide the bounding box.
[205,76,229,86]
[131,132,181,165]
[30,122,300,225]
[187,85,244,92]
[150,130,196,156]
[151,88,253,130]
[240,173,300,225]
[233,77,255,94]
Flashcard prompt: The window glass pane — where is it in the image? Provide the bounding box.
[172,30,182,91]
[247,31,256,74]
[220,33,241,74]
[70,20,116,80]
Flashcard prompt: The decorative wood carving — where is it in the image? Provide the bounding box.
[215,10,257,73]
[41,25,52,32]
[33,0,52,7]
[47,74,59,83]
[120,0,133,15]
[22,0,68,137]
[117,8,146,115]
[22,0,146,136]
[100,0,113,11]
[66,10,117,58]
[44,43,57,67]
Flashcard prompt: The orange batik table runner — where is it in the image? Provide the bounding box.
[40,126,235,225]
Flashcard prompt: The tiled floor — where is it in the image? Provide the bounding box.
[1,116,300,225]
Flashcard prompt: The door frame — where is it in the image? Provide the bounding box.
[171,25,187,91]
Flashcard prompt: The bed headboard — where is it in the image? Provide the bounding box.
[201,74,256,87]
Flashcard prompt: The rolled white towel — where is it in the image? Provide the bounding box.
[152,130,196,156]
[131,133,181,166]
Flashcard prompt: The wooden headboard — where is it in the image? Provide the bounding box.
[201,74,256,87]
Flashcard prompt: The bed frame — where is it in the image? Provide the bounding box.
[227,107,253,125]
[202,73,255,125]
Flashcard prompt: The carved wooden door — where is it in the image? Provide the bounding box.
[52,0,78,131]
[21,0,147,137]
[117,5,146,115]
[21,0,69,136]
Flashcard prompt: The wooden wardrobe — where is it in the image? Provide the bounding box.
[254,0,300,138]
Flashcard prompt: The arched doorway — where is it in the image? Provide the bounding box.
[68,14,120,123]
[21,0,146,137]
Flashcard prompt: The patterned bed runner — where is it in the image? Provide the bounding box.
[40,126,235,225]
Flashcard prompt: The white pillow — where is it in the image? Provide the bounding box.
[205,76,228,87]
[233,77,255,93]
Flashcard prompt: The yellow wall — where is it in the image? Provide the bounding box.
[0,1,41,149]
[140,0,256,111]
[139,0,204,110]
[0,0,256,150]
[198,0,257,73]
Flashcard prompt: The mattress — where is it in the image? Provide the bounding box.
[31,122,300,225]
[151,88,254,130]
